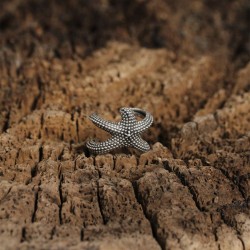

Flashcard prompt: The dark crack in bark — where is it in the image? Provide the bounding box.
[58,166,64,225]
[31,189,39,223]
[163,160,204,212]
[132,181,164,250]
[96,179,107,225]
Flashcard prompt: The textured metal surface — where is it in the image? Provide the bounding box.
[86,108,153,154]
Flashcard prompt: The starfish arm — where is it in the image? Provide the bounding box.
[86,136,122,154]
[119,108,137,127]
[133,110,153,133]
[89,113,121,134]
[130,134,151,152]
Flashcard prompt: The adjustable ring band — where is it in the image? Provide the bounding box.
[131,108,147,117]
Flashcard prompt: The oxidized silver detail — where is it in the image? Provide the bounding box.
[86,107,153,154]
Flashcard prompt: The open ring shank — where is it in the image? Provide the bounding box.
[130,108,147,117]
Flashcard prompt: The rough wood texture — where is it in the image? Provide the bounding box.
[0,1,249,249]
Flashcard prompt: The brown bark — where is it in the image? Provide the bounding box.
[0,1,249,249]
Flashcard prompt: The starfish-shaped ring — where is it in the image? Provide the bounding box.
[86,107,153,154]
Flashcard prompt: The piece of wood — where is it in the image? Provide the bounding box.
[0,1,249,249]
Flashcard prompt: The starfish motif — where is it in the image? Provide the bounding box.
[86,107,153,154]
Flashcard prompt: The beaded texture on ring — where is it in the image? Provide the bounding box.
[86,107,153,154]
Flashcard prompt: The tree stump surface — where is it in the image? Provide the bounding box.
[0,1,249,249]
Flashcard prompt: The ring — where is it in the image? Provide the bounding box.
[86,107,153,154]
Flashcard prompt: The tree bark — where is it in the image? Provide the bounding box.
[0,1,249,249]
